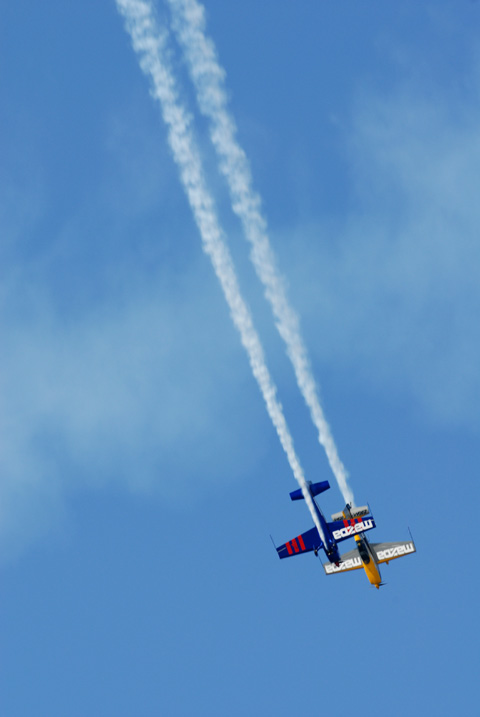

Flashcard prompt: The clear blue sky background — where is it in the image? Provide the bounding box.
[2,1,479,715]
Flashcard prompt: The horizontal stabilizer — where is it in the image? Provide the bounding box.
[351,505,370,519]
[276,526,322,559]
[331,505,369,521]
[323,547,363,575]
[290,480,330,501]
[371,541,416,564]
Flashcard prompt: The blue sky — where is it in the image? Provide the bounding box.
[1,1,479,714]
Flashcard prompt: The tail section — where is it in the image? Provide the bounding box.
[331,504,370,521]
[327,501,376,543]
[290,480,330,502]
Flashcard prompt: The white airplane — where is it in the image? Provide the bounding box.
[323,504,416,589]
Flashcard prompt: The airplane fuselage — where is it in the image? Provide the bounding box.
[341,503,384,588]
[354,534,382,588]
[312,495,341,564]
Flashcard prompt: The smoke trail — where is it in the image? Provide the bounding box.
[165,0,354,506]
[115,0,325,540]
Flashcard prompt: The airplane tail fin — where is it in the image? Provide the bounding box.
[331,505,370,521]
[290,480,330,502]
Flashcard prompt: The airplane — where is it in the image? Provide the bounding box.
[274,480,416,588]
[274,479,376,566]
[322,503,416,589]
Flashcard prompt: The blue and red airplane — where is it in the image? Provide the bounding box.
[274,479,375,565]
[274,479,416,587]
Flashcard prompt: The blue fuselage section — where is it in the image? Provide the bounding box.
[311,496,341,564]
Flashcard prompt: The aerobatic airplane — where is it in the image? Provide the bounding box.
[274,480,416,588]
[274,480,376,566]
[322,504,416,589]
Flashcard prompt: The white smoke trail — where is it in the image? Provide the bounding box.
[165,0,354,506]
[115,0,325,541]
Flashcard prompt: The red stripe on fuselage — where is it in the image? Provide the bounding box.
[286,542,293,555]
[291,538,300,553]
[343,519,349,528]
[297,534,306,551]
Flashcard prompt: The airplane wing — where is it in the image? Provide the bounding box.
[327,517,376,542]
[322,547,363,575]
[276,526,321,559]
[370,540,416,564]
